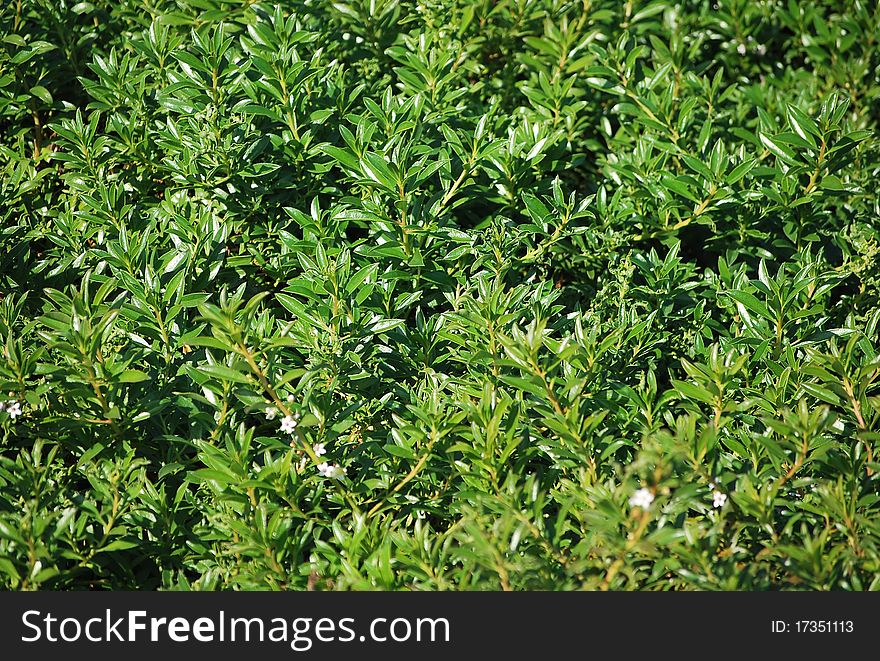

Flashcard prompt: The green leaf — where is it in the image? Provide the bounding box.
[197,364,252,384]
[117,369,150,383]
[671,379,715,404]
[759,132,802,167]
[322,145,361,172]
[727,290,773,324]
[29,85,53,104]
[725,158,757,185]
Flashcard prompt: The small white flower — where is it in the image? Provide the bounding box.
[297,456,308,471]
[737,43,747,55]
[265,406,278,421]
[313,443,327,456]
[712,491,728,508]
[287,394,295,403]
[832,418,846,432]
[0,401,5,412]
[6,401,22,419]
[708,481,716,490]
[280,415,298,434]
[629,487,654,509]
[756,44,767,56]
[317,462,346,479]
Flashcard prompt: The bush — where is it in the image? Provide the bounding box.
[1,0,879,590]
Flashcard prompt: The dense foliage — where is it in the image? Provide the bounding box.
[1,0,879,591]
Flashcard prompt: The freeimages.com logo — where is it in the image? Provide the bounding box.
[20,609,451,651]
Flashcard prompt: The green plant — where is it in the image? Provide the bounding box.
[1,0,879,591]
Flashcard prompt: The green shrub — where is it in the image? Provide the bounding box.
[1,0,879,590]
